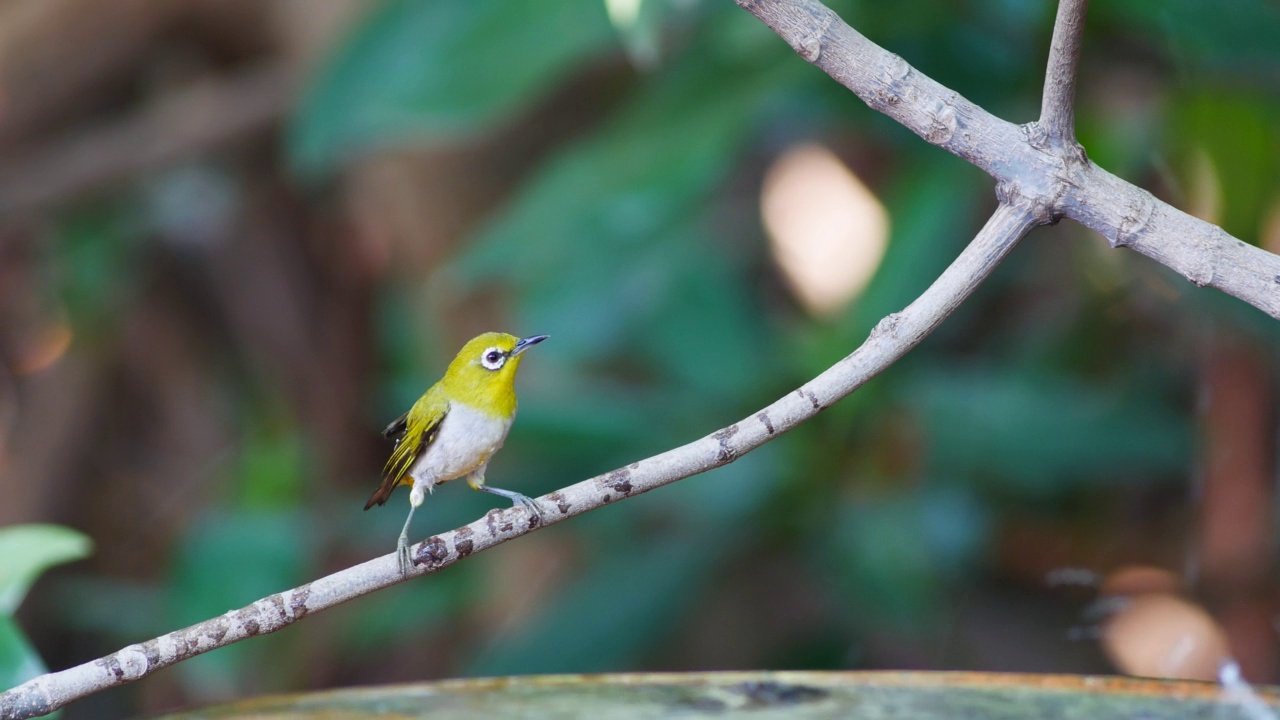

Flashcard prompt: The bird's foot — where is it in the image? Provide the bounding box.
[478,485,546,524]
[512,493,545,523]
[396,534,414,576]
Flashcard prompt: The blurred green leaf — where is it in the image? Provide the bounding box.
[0,524,92,615]
[826,487,990,626]
[1169,90,1279,243]
[289,0,616,177]
[1076,102,1162,181]
[904,367,1191,496]
[515,376,674,452]
[1101,0,1280,75]
[632,227,773,405]
[0,615,45,695]
[453,51,794,293]
[235,424,311,511]
[605,0,666,70]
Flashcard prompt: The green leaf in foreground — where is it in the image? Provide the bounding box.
[0,524,92,615]
[0,614,47,695]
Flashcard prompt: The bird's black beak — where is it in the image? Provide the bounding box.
[511,334,549,357]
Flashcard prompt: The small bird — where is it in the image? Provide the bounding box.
[366,332,548,574]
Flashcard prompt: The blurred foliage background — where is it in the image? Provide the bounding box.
[0,0,1278,717]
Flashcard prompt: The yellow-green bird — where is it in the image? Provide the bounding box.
[366,332,548,573]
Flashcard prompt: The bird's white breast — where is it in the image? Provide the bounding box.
[410,401,513,486]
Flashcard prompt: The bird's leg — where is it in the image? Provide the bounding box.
[481,485,545,521]
[469,468,544,522]
[397,484,427,576]
[395,507,415,575]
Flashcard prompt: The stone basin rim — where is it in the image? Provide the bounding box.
[187,669,1280,708]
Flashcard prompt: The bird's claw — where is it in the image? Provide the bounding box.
[514,494,545,523]
[396,535,413,576]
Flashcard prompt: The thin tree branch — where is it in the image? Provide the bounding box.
[734,0,1280,320]
[0,201,1040,720]
[1038,0,1088,143]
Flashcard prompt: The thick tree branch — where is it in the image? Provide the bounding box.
[735,0,1280,320]
[1039,0,1088,143]
[0,201,1039,719]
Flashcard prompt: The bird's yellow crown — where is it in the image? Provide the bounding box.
[440,332,542,418]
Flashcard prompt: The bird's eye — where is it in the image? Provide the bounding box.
[480,347,506,370]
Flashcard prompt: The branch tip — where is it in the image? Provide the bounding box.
[1039,0,1089,142]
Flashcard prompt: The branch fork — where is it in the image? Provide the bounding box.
[737,0,1280,319]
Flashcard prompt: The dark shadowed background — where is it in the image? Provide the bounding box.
[1,0,1278,717]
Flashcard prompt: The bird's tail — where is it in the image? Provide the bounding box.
[364,476,400,510]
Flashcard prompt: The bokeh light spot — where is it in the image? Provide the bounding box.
[761,143,889,317]
[13,322,72,376]
[1101,591,1228,681]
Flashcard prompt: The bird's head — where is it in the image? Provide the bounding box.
[441,332,548,415]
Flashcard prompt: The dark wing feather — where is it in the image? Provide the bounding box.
[382,412,409,440]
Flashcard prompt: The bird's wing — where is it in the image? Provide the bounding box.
[364,386,448,510]
[382,412,409,440]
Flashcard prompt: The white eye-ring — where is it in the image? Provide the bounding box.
[480,347,506,371]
